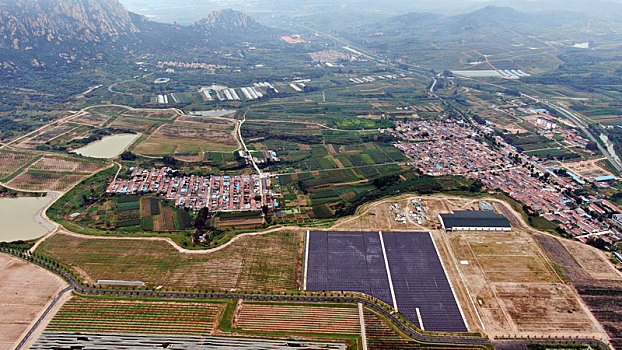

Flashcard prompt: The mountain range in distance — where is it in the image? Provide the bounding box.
[0,0,272,70]
[118,0,622,25]
[1,0,621,73]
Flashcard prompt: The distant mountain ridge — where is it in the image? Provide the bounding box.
[194,9,263,31]
[367,5,605,37]
[0,0,272,69]
[0,0,138,50]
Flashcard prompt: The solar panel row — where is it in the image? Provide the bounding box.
[305,230,467,333]
[307,231,394,307]
[383,231,467,333]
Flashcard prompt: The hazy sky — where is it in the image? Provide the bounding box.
[118,0,622,24]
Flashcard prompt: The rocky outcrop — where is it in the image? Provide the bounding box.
[0,0,138,50]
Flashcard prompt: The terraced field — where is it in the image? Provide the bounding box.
[237,303,361,334]
[48,297,223,335]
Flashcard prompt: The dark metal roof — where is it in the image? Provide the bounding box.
[440,210,511,229]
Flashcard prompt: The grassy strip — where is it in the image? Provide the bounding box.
[71,291,228,305]
[597,158,620,176]
[127,133,150,152]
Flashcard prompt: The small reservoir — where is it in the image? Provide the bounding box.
[72,133,140,159]
[0,195,55,242]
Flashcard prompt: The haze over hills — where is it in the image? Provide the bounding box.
[119,0,622,24]
[346,5,622,50]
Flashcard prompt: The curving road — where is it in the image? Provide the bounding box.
[14,285,73,350]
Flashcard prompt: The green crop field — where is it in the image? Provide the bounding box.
[48,297,223,335]
[38,230,304,291]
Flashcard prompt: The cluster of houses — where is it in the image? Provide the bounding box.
[396,137,511,176]
[391,120,476,141]
[394,119,622,245]
[106,167,279,212]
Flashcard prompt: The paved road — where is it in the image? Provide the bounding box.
[434,73,622,174]
[15,285,74,350]
[520,93,622,173]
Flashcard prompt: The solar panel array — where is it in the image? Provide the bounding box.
[305,230,467,333]
[383,231,467,333]
[306,231,394,307]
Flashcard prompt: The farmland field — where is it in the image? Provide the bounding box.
[175,115,235,129]
[38,230,303,291]
[0,150,38,180]
[3,153,105,191]
[108,116,160,133]
[122,108,179,120]
[18,124,77,148]
[236,303,361,334]
[133,124,238,155]
[73,195,191,232]
[74,112,111,127]
[30,156,106,174]
[7,170,88,191]
[48,297,223,335]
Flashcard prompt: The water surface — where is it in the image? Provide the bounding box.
[0,195,55,242]
[73,133,140,159]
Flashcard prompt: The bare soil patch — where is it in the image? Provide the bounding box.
[494,283,599,335]
[562,240,622,281]
[0,253,68,350]
[563,158,614,180]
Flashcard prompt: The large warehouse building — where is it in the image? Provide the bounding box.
[439,210,511,231]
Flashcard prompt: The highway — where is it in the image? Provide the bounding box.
[520,93,622,173]
[437,73,622,174]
